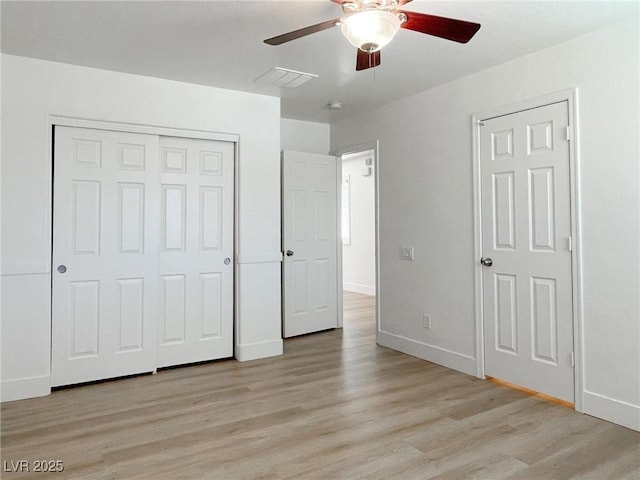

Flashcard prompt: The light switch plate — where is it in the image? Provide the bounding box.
[399,246,414,261]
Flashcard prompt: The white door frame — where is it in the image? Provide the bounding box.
[331,141,380,338]
[471,89,585,411]
[48,115,240,360]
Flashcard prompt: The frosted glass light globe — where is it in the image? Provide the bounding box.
[341,10,402,53]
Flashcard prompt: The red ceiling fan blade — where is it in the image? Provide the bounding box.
[356,49,381,71]
[333,0,413,3]
[400,11,481,44]
[264,18,341,45]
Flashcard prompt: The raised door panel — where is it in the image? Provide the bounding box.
[492,172,516,251]
[118,144,146,171]
[162,147,187,174]
[201,273,222,338]
[529,168,556,252]
[117,183,145,254]
[530,277,558,365]
[491,129,514,160]
[73,139,102,168]
[293,260,309,314]
[315,259,330,311]
[161,274,186,344]
[162,185,187,252]
[292,191,307,243]
[200,187,222,251]
[70,280,100,358]
[117,278,144,352]
[72,181,101,255]
[494,274,518,355]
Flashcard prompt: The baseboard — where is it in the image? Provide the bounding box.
[343,282,376,296]
[582,390,640,431]
[235,339,283,362]
[1,375,51,402]
[378,331,477,377]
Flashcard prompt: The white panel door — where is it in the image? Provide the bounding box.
[52,127,160,386]
[157,136,234,367]
[481,102,574,401]
[282,151,338,337]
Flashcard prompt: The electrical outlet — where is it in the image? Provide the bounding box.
[423,313,432,329]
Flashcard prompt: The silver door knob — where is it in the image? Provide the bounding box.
[224,258,231,265]
[286,250,294,257]
[480,257,493,267]
[57,265,67,274]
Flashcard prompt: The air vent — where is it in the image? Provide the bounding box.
[254,67,318,88]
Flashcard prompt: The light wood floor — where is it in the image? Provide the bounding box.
[2,291,639,479]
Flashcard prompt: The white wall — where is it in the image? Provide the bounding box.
[342,151,376,296]
[331,20,640,430]
[0,54,283,401]
[281,118,330,154]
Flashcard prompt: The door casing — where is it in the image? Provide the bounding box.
[471,89,584,412]
[49,115,240,364]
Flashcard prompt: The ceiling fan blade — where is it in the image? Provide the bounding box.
[400,11,481,44]
[264,18,341,46]
[356,49,381,71]
[332,0,413,3]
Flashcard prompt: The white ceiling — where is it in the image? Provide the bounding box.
[1,0,636,123]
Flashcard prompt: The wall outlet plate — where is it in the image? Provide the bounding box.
[423,313,432,329]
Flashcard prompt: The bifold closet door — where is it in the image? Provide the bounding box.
[157,136,234,367]
[52,126,160,387]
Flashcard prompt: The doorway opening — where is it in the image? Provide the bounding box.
[337,146,378,339]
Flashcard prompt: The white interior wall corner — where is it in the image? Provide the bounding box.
[330,20,640,430]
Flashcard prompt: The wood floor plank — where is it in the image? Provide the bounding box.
[1,291,638,479]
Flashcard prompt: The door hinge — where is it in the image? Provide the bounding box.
[570,351,575,368]
[565,126,571,141]
[568,236,573,252]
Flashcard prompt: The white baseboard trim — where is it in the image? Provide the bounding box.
[1,375,51,402]
[235,339,283,362]
[343,282,376,296]
[378,331,477,377]
[582,390,640,431]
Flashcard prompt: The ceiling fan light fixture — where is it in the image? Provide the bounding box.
[340,10,402,53]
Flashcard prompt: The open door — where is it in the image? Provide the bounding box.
[282,151,339,337]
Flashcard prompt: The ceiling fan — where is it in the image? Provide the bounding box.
[264,0,481,71]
